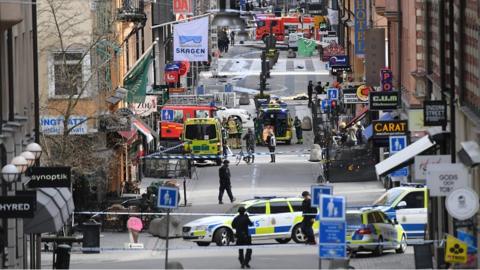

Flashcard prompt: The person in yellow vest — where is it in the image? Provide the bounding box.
[228,117,239,148]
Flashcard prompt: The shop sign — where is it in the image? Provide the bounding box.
[424,100,447,126]
[369,91,399,110]
[26,166,71,188]
[414,155,451,181]
[173,0,192,14]
[426,163,469,197]
[322,35,338,44]
[372,120,408,137]
[130,96,158,117]
[356,85,370,102]
[41,116,88,135]
[168,87,186,94]
[329,55,348,67]
[0,196,36,218]
[380,68,393,91]
[343,93,367,104]
[354,0,367,56]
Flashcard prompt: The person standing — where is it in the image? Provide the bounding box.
[266,131,276,163]
[232,206,253,268]
[218,160,235,204]
[314,81,324,95]
[230,31,235,46]
[301,191,316,244]
[243,128,256,163]
[294,116,303,144]
[307,81,313,107]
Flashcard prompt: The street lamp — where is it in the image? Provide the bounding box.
[20,151,36,168]
[11,156,28,174]
[26,143,42,160]
[1,164,21,185]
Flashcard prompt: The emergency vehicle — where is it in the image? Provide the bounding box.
[257,101,293,144]
[159,95,217,152]
[182,197,319,246]
[182,118,223,165]
[255,16,314,41]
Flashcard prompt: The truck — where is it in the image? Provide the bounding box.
[257,101,293,144]
[255,16,314,42]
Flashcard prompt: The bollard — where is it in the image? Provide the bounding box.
[54,244,71,269]
[309,144,322,162]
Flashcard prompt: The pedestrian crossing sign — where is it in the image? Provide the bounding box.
[157,186,179,209]
[389,135,407,153]
[327,88,339,100]
[162,109,174,121]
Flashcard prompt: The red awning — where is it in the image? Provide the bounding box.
[117,130,137,144]
[346,106,369,128]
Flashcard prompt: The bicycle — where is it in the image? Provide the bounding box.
[235,146,254,165]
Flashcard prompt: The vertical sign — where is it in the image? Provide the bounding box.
[380,68,393,91]
[365,29,386,86]
[354,0,367,56]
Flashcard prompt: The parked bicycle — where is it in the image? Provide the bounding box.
[235,146,254,165]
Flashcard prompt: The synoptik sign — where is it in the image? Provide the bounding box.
[26,166,71,188]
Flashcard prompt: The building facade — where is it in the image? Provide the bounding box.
[0,1,37,268]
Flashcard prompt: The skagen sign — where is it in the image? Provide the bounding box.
[369,91,399,110]
[26,166,71,188]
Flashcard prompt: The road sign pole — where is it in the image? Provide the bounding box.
[165,209,170,269]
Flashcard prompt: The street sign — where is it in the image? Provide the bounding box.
[426,163,470,197]
[327,88,339,100]
[389,136,407,153]
[390,167,409,177]
[311,185,333,208]
[319,195,345,221]
[162,109,174,121]
[321,99,329,112]
[157,186,179,209]
[0,196,36,218]
[319,221,347,259]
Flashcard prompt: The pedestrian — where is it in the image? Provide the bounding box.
[222,127,229,158]
[243,128,256,163]
[314,81,324,95]
[230,31,235,46]
[294,116,303,144]
[266,130,276,163]
[356,122,364,145]
[307,80,313,107]
[301,191,316,244]
[232,206,253,268]
[218,160,235,204]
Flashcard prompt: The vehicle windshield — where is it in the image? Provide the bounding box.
[372,188,405,206]
[226,204,245,214]
[185,124,217,140]
[346,213,362,226]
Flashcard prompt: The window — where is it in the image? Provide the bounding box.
[372,212,385,223]
[48,51,91,97]
[347,213,363,226]
[367,213,376,224]
[373,188,405,206]
[173,110,184,123]
[289,201,303,212]
[185,124,217,140]
[247,203,266,214]
[195,110,210,118]
[401,191,425,209]
[269,201,291,214]
[257,21,265,27]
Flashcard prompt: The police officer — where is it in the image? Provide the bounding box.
[243,128,256,163]
[218,160,235,204]
[307,80,313,107]
[232,206,253,268]
[266,130,276,163]
[301,191,316,244]
[294,116,303,144]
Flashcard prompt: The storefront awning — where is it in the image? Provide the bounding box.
[346,106,369,128]
[132,118,158,143]
[24,188,74,234]
[375,135,436,177]
[118,130,137,144]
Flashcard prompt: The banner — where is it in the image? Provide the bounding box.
[125,46,154,103]
[354,0,367,56]
[173,17,209,62]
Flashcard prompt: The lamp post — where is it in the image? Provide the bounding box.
[1,164,21,268]
[11,156,28,175]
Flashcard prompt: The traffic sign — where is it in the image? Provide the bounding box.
[162,109,174,121]
[319,243,347,259]
[319,195,345,221]
[157,186,179,209]
[311,185,333,208]
[390,167,409,177]
[321,99,329,112]
[327,88,339,100]
[319,221,346,244]
[389,135,407,153]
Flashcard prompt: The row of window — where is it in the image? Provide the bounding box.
[246,201,312,214]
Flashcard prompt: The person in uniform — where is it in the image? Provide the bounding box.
[266,130,276,163]
[307,81,313,107]
[301,191,316,244]
[242,128,256,163]
[294,116,303,144]
[218,160,235,204]
[232,206,253,268]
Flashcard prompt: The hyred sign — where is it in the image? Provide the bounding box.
[369,91,399,110]
[0,196,36,218]
[173,0,191,14]
[26,166,71,188]
[426,163,470,197]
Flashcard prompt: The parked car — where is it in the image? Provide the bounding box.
[216,107,254,129]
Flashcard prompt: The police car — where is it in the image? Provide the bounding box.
[182,197,318,246]
[371,185,427,239]
[347,208,407,256]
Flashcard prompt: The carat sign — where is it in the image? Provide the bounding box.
[426,163,470,197]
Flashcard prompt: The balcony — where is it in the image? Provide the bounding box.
[0,2,23,28]
[384,0,401,21]
[374,0,386,16]
[116,0,147,23]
